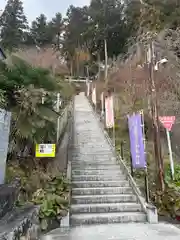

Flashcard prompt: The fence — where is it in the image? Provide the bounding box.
[57,100,73,144]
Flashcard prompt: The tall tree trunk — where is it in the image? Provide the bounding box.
[104,39,108,84]
[57,32,60,51]
[98,52,101,80]
[70,60,73,76]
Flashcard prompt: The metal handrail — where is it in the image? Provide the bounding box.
[57,101,73,143]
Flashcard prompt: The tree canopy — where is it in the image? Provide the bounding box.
[0,0,28,51]
[1,0,180,71]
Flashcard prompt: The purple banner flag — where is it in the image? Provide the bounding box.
[128,113,146,169]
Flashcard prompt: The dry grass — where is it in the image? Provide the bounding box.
[10,46,69,75]
[92,58,180,202]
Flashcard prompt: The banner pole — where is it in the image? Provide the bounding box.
[144,169,150,203]
[128,115,133,176]
[130,155,134,177]
[101,92,104,117]
[95,84,97,113]
[101,92,105,125]
[112,94,115,148]
[112,125,116,148]
[166,128,175,180]
[140,110,150,203]
[87,80,90,98]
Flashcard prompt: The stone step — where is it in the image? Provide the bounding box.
[71,162,116,166]
[71,159,116,164]
[72,175,126,181]
[71,165,117,170]
[71,202,142,214]
[72,153,116,157]
[70,212,147,226]
[72,169,123,176]
[72,180,129,188]
[72,156,114,160]
[72,151,115,155]
[72,187,133,195]
[71,165,120,170]
[73,153,113,157]
[71,163,118,167]
[75,139,101,142]
[77,147,112,151]
[73,151,114,154]
[72,194,137,204]
[73,146,112,150]
[73,144,110,147]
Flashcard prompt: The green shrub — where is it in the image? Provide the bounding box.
[32,175,69,231]
[165,164,180,189]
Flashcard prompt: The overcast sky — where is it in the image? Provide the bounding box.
[0,0,90,22]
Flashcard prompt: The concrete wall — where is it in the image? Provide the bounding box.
[0,179,40,240]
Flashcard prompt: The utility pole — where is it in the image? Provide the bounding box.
[86,65,89,79]
[149,41,164,191]
[98,52,101,80]
[104,39,108,84]
[70,60,73,77]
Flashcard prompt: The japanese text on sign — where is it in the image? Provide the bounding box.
[36,144,56,158]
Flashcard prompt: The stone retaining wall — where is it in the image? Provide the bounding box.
[0,179,40,240]
[0,205,40,240]
[0,101,74,239]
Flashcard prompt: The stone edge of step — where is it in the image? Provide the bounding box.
[71,202,143,213]
[71,180,129,187]
[72,187,133,195]
[70,212,147,224]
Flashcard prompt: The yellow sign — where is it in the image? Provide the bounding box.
[35,144,56,158]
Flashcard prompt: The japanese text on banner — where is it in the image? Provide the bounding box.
[128,114,146,169]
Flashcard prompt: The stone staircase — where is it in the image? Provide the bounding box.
[70,94,147,226]
[43,94,180,240]
[70,159,147,226]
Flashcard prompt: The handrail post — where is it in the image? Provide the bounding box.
[120,141,124,160]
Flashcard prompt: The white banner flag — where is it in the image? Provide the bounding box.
[105,96,114,128]
[92,87,96,105]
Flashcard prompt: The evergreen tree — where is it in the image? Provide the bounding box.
[30,14,51,47]
[88,0,127,59]
[48,12,63,51]
[0,0,28,51]
[63,1,127,62]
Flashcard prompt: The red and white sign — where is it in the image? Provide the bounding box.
[105,96,114,128]
[159,116,175,131]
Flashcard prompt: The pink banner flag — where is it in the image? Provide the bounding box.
[92,87,96,105]
[105,96,114,128]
